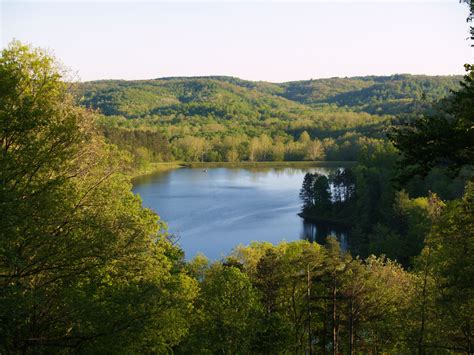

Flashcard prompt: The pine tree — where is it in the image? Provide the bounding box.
[300,173,316,212]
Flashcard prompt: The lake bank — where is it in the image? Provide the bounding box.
[131,160,357,179]
[298,212,353,229]
[130,162,185,180]
[183,161,356,169]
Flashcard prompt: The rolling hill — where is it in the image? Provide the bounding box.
[73,74,463,164]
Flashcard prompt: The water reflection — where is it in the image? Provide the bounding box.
[301,219,348,250]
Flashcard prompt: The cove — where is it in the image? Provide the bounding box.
[133,166,349,259]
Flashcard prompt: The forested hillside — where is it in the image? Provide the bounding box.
[280,75,461,114]
[74,75,461,168]
[77,74,461,117]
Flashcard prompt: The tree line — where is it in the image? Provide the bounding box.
[99,117,395,172]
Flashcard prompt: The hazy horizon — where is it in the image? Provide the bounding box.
[2,1,473,82]
[77,72,465,84]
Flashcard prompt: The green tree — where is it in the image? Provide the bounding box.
[299,130,311,143]
[313,174,332,215]
[389,65,474,183]
[0,41,197,353]
[300,172,316,212]
[462,0,473,46]
[252,249,293,353]
[344,256,413,353]
[306,139,325,161]
[423,182,474,352]
[320,238,350,355]
[231,240,324,353]
[180,264,261,354]
[299,173,332,216]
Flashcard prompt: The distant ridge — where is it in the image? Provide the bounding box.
[76,74,462,118]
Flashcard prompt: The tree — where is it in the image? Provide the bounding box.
[306,139,325,161]
[461,0,473,46]
[252,249,292,353]
[175,135,207,161]
[272,141,286,161]
[259,134,273,161]
[321,238,350,355]
[300,173,332,215]
[313,175,332,214]
[299,131,311,143]
[230,241,325,354]
[223,135,242,162]
[0,41,197,353]
[300,173,316,212]
[423,182,474,352]
[330,168,356,204]
[389,65,474,183]
[180,264,261,354]
[249,136,261,161]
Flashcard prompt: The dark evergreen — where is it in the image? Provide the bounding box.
[389,65,474,183]
[300,172,316,212]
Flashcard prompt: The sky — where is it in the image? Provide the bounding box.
[1,0,473,82]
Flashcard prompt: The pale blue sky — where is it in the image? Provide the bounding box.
[1,1,472,82]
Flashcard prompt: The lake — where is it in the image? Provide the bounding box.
[133,166,348,259]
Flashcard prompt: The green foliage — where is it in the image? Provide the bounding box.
[73,73,460,168]
[0,41,197,353]
[280,75,461,114]
[78,75,461,119]
[181,226,472,353]
[185,239,414,354]
[402,183,473,353]
[420,182,473,352]
[389,65,474,183]
[101,124,172,167]
[179,184,472,354]
[300,162,441,267]
[299,173,332,216]
[2,39,472,354]
[463,0,474,46]
[300,172,316,211]
[177,263,261,354]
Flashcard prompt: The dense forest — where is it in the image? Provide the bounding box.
[1,1,473,351]
[73,74,460,169]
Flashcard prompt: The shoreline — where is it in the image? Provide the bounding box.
[182,161,356,169]
[131,160,357,180]
[298,212,353,228]
[130,162,185,180]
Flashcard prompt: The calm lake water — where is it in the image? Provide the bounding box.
[133,167,348,259]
